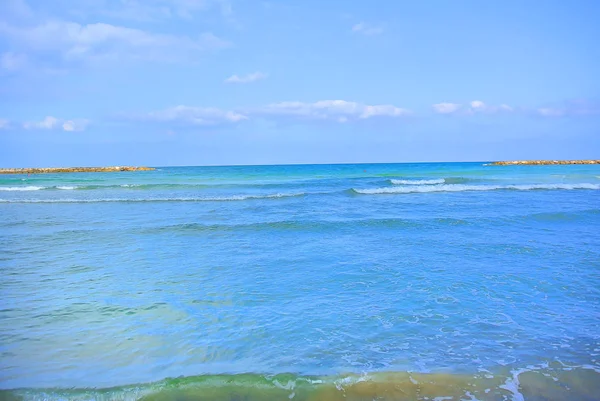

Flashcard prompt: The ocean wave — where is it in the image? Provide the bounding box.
[390,178,445,185]
[0,192,305,203]
[141,217,426,234]
[353,183,600,194]
[1,185,79,191]
[390,177,476,185]
[0,186,44,191]
[0,182,301,191]
[1,365,597,401]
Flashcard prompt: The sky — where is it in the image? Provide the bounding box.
[0,0,599,167]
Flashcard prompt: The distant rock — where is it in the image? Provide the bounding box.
[491,160,599,166]
[0,166,155,174]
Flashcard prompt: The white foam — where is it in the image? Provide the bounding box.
[333,375,370,391]
[462,391,481,401]
[272,379,296,391]
[210,193,304,201]
[0,186,44,191]
[499,368,527,401]
[0,193,304,203]
[354,183,600,194]
[391,179,445,185]
[57,186,76,190]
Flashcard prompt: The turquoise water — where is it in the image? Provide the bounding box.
[1,162,599,400]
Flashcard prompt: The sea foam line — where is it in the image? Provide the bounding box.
[0,193,305,203]
[0,185,77,191]
[390,179,445,185]
[0,186,45,191]
[354,183,600,194]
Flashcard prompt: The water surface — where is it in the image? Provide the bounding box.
[1,162,599,400]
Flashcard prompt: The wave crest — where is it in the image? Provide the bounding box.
[354,183,600,194]
[2,366,598,401]
[0,186,44,191]
[390,179,445,185]
[0,192,305,203]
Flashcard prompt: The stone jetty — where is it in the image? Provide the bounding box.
[492,160,599,166]
[0,166,155,174]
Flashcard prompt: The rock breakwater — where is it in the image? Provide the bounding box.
[492,160,599,166]
[0,166,155,174]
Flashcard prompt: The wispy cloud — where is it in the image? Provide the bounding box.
[23,116,59,129]
[352,22,384,36]
[225,71,267,84]
[0,19,231,67]
[52,0,233,22]
[142,105,247,125]
[468,100,513,113]
[259,100,410,122]
[62,119,90,131]
[536,99,600,117]
[0,0,33,20]
[537,108,564,117]
[440,99,600,117]
[0,52,27,72]
[433,101,513,115]
[432,103,462,114]
[0,118,10,129]
[133,100,410,126]
[469,100,486,111]
[23,116,89,131]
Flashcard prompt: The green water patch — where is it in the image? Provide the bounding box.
[2,366,599,401]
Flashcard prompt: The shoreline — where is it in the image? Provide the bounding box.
[492,159,599,166]
[0,166,155,174]
[1,367,598,401]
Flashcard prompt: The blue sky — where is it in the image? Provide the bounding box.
[0,0,599,166]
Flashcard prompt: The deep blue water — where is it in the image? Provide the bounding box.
[1,162,599,400]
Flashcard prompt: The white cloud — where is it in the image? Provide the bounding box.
[0,19,231,65]
[260,100,410,121]
[62,119,90,131]
[0,119,10,129]
[536,100,600,117]
[432,103,462,114]
[138,100,410,126]
[352,22,384,36]
[470,100,486,110]
[144,105,247,125]
[0,52,27,71]
[64,0,233,22]
[537,108,564,117]
[23,116,89,131]
[468,100,513,113]
[0,0,33,20]
[23,116,59,129]
[225,71,267,84]
[434,101,513,115]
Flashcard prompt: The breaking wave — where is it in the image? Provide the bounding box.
[390,178,446,185]
[0,192,305,203]
[0,185,82,191]
[353,183,600,194]
[1,365,598,401]
[0,186,44,191]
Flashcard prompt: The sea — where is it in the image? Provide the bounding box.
[1,162,599,401]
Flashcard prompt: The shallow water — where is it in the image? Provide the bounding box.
[1,162,599,400]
